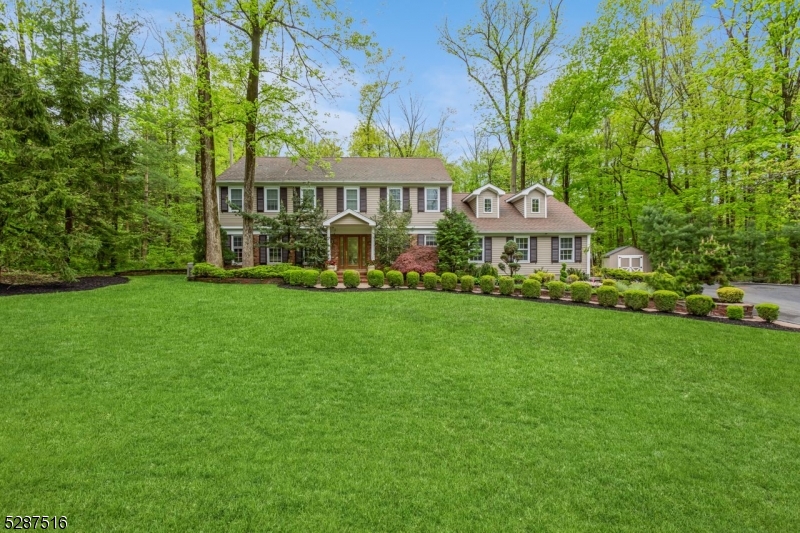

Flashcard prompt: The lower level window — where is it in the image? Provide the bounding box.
[515,237,529,262]
[231,235,243,262]
[268,247,282,263]
[470,237,484,262]
[560,237,573,262]
[424,234,437,246]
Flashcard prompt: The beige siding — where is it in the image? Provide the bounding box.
[467,197,477,216]
[477,191,500,218]
[485,235,589,275]
[323,187,338,218]
[511,199,525,217]
[603,246,651,272]
[526,190,546,218]
[409,187,445,227]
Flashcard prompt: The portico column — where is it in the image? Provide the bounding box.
[327,226,331,261]
[371,227,375,261]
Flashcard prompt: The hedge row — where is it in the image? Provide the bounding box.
[192,262,302,279]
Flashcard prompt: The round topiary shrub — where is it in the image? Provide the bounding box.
[623,289,650,310]
[386,270,404,288]
[755,303,780,323]
[727,305,744,320]
[570,281,592,303]
[479,275,495,294]
[406,271,420,288]
[597,286,619,307]
[319,270,338,288]
[460,275,475,292]
[302,269,319,288]
[652,290,679,312]
[546,280,566,300]
[602,279,617,287]
[686,294,715,316]
[343,269,360,288]
[498,276,515,295]
[717,286,744,303]
[423,272,439,290]
[440,272,458,291]
[567,274,580,284]
[289,269,304,286]
[367,269,385,288]
[521,278,541,298]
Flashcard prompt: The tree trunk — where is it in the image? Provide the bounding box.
[241,25,263,268]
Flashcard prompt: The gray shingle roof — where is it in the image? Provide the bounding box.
[603,245,644,257]
[453,193,594,234]
[216,157,453,184]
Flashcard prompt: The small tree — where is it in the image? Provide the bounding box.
[372,200,411,267]
[498,240,522,277]
[435,209,478,272]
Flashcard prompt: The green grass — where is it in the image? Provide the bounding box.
[1,276,799,531]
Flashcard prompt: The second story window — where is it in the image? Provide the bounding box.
[530,197,540,214]
[265,188,279,211]
[229,188,243,211]
[301,187,316,208]
[345,188,359,211]
[425,188,439,212]
[484,197,492,213]
[388,187,402,211]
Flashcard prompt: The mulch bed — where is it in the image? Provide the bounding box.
[0,276,129,297]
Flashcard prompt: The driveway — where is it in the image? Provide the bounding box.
[703,283,800,325]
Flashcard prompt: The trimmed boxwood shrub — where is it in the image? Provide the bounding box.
[597,286,619,307]
[441,272,458,291]
[546,280,566,300]
[302,269,319,288]
[406,271,420,288]
[567,274,580,284]
[727,305,744,320]
[289,269,304,286]
[319,270,337,288]
[367,269,385,288]
[717,286,744,303]
[521,278,541,298]
[602,279,616,287]
[282,270,293,284]
[343,270,360,288]
[623,289,650,310]
[460,275,475,292]
[538,272,555,283]
[423,272,439,290]
[755,303,780,323]
[498,276,515,295]
[652,290,679,312]
[570,281,592,303]
[686,294,715,316]
[386,270,404,288]
[479,275,495,294]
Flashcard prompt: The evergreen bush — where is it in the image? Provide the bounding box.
[623,289,650,310]
[717,287,744,303]
[343,270,360,288]
[546,280,566,300]
[319,270,338,288]
[406,271,420,288]
[479,275,495,294]
[727,305,744,320]
[686,294,715,316]
[440,272,458,291]
[570,281,592,303]
[755,303,780,323]
[498,276,515,295]
[597,286,619,307]
[521,278,541,298]
[386,270,404,287]
[301,269,319,287]
[423,272,439,290]
[460,275,475,292]
[367,269,385,288]
[652,290,679,312]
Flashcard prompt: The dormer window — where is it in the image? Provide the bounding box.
[484,197,492,213]
[530,197,540,214]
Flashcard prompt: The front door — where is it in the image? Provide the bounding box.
[337,235,370,269]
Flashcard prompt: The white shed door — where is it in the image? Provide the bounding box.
[618,255,643,272]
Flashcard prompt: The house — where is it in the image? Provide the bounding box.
[216,157,594,275]
[602,245,651,272]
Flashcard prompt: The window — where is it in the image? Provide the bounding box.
[388,187,402,211]
[231,235,243,263]
[345,188,359,211]
[470,237,484,262]
[424,234,437,246]
[484,197,492,213]
[425,188,439,212]
[265,188,279,211]
[301,187,316,208]
[530,197,540,214]
[515,237,529,262]
[560,237,574,262]
[228,188,243,211]
[268,246,282,263]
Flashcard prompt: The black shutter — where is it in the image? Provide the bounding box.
[293,187,300,210]
[220,186,229,212]
[403,187,410,212]
[418,188,425,212]
[551,237,559,263]
[360,187,367,213]
[530,236,537,263]
[417,234,424,246]
[316,187,323,209]
[484,237,492,262]
[380,187,387,204]
[440,187,447,211]
[256,187,264,212]
[258,235,267,264]
[280,187,288,210]
[281,235,289,263]
[337,187,344,212]
[575,236,582,263]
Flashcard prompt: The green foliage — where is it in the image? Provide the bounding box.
[521,278,541,298]
[686,295,715,317]
[566,267,588,281]
[727,305,744,320]
[623,290,650,311]
[406,271,420,289]
[319,270,338,288]
[646,268,680,293]
[546,281,566,300]
[653,291,679,312]
[343,270,360,289]
[559,263,568,283]
[534,271,556,283]
[597,286,619,307]
[717,287,744,303]
[566,274,579,284]
[570,281,592,303]
[479,275,496,294]
[191,263,230,278]
[435,210,479,272]
[440,272,458,291]
[460,275,475,292]
[233,264,299,279]
[289,270,304,286]
[498,276,515,295]
[477,262,499,277]
[423,272,439,290]
[302,269,319,288]
[498,241,522,277]
[251,194,328,269]
[367,269,385,288]
[386,270,404,288]
[194,229,236,265]
[373,201,412,267]
[755,303,780,323]
[602,279,617,287]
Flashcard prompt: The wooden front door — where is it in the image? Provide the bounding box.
[337,235,370,269]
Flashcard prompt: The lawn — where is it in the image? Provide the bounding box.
[1,276,799,532]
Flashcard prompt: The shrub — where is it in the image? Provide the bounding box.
[755,303,780,323]
[538,271,555,283]
[513,274,526,283]
[386,270,404,288]
[441,272,458,291]
[652,290,679,312]
[289,269,304,286]
[423,272,439,290]
[717,286,744,303]
[570,281,592,303]
[367,269,385,288]
[406,271,420,288]
[231,263,299,279]
[498,276,515,295]
[597,286,619,307]
[727,305,744,320]
[282,270,293,284]
[460,275,475,292]
[646,269,679,292]
[302,269,319,288]
[559,262,568,283]
[191,262,231,278]
[686,294,715,316]
[546,280,566,300]
[602,279,617,287]
[477,262,498,278]
[567,274,579,284]
[343,270,360,288]
[392,245,439,275]
[319,270,338,288]
[521,278,541,298]
[623,289,650,310]
[479,275,495,294]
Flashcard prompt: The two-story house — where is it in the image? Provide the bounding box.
[216,157,594,275]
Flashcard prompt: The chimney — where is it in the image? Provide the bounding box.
[228,138,234,168]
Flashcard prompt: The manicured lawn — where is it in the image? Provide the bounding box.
[1,276,799,531]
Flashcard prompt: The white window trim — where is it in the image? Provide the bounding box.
[530,197,540,214]
[228,187,243,212]
[425,187,440,212]
[514,237,530,263]
[388,187,403,211]
[484,197,493,213]
[559,236,574,263]
[231,234,243,263]
[345,187,360,211]
[268,246,282,264]
[423,234,437,246]
[264,187,279,212]
[300,187,316,208]
[469,236,484,263]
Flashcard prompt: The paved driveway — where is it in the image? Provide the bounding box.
[703,283,800,324]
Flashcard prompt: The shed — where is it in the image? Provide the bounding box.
[602,245,651,272]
